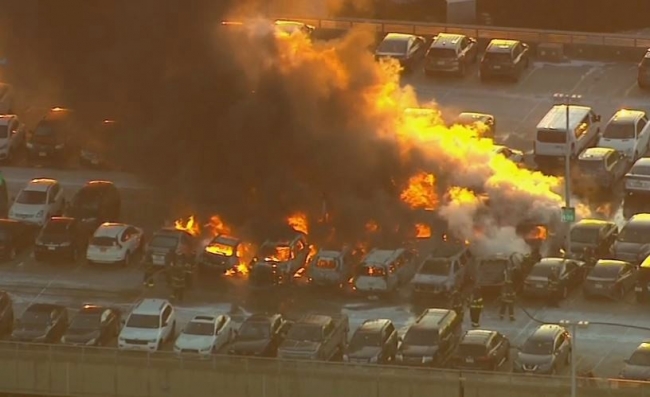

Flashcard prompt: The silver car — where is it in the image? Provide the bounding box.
[513,324,571,375]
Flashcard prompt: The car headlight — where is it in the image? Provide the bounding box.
[396,353,403,361]
[35,210,44,218]
[422,356,434,364]
[55,143,64,150]
[26,142,33,149]
[86,338,97,346]
[369,355,379,363]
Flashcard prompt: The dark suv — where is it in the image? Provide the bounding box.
[479,39,530,82]
[34,217,87,262]
[638,49,650,89]
[227,313,290,357]
[66,181,121,232]
[143,228,198,270]
[423,33,478,77]
[26,107,76,163]
[452,330,511,371]
[344,319,398,364]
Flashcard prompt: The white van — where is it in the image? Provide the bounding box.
[533,105,601,165]
[354,248,414,295]
[598,109,650,161]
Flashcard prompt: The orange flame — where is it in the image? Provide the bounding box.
[224,242,253,277]
[595,202,613,219]
[400,172,438,210]
[415,223,431,239]
[365,220,379,233]
[174,216,201,237]
[287,212,308,235]
[205,215,232,236]
[526,225,548,241]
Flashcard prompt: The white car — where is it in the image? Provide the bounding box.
[86,223,144,265]
[173,314,234,355]
[118,299,176,352]
[493,145,524,164]
[0,114,25,162]
[9,178,65,226]
[598,109,650,161]
[625,157,650,193]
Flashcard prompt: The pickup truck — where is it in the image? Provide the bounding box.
[277,314,349,361]
[475,253,536,293]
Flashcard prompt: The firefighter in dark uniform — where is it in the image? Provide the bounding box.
[469,287,483,328]
[170,263,186,302]
[449,290,464,318]
[142,262,155,288]
[547,266,561,307]
[499,280,516,321]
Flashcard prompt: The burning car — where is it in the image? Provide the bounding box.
[250,231,309,277]
[199,235,247,275]
[306,246,358,288]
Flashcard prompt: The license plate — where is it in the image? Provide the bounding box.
[39,152,46,157]
[493,65,501,69]
[465,357,474,363]
[536,284,544,288]
[595,283,603,288]
[636,287,643,292]
[47,246,55,251]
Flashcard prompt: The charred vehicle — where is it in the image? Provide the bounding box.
[411,244,471,300]
[475,252,535,293]
[250,232,309,277]
[143,228,198,279]
[307,246,358,288]
[523,257,587,300]
[277,314,349,361]
[199,235,245,274]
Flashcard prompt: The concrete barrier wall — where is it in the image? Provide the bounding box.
[0,342,649,397]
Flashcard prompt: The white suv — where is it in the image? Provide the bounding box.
[0,115,25,162]
[118,299,176,352]
[9,178,65,226]
[598,109,650,161]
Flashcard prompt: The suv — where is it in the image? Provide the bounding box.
[9,178,65,226]
[396,308,461,367]
[638,49,650,89]
[118,299,176,352]
[61,305,121,346]
[251,231,309,277]
[514,324,571,375]
[576,147,629,192]
[452,330,511,371]
[66,180,121,231]
[26,107,76,163]
[144,228,198,269]
[613,213,650,264]
[479,39,530,82]
[0,114,25,162]
[344,319,398,364]
[424,33,478,77]
[34,217,87,261]
[227,313,290,357]
[598,109,650,161]
[411,244,471,300]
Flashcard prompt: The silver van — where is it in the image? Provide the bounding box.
[354,249,414,295]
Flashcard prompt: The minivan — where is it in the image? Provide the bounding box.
[354,248,414,295]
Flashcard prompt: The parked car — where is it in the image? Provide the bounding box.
[0,218,34,260]
[9,178,65,227]
[86,222,144,266]
[344,319,398,364]
[575,147,630,192]
[250,231,309,277]
[612,213,650,264]
[423,33,478,77]
[513,324,571,375]
[568,219,618,261]
[228,313,290,357]
[396,308,461,367]
[375,33,426,72]
[307,246,358,288]
[0,114,26,163]
[12,303,69,343]
[411,244,470,300]
[475,253,535,294]
[34,217,87,262]
[143,228,198,272]
[61,305,121,346]
[355,248,414,296]
[277,314,349,361]
[479,39,530,82]
[620,342,650,381]
[451,329,511,371]
[0,291,14,336]
[174,314,234,356]
[598,109,650,161]
[583,260,637,299]
[198,234,245,274]
[26,107,76,163]
[118,299,176,352]
[65,180,121,232]
[523,257,587,300]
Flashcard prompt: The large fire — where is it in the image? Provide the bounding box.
[174,216,201,237]
[287,212,309,235]
[365,220,379,233]
[205,215,232,236]
[526,225,549,241]
[415,223,432,239]
[400,172,438,211]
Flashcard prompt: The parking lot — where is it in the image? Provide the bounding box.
[0,57,649,379]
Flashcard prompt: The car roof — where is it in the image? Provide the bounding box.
[530,324,564,339]
[537,257,567,267]
[431,33,465,47]
[48,216,75,224]
[610,109,645,123]
[363,248,405,266]
[460,329,496,344]
[537,105,592,131]
[594,259,628,268]
[414,308,454,329]
[629,213,650,225]
[26,178,57,191]
[297,314,330,326]
[458,112,493,121]
[573,219,613,229]
[94,222,128,237]
[132,299,169,314]
[486,39,519,52]
[632,157,650,168]
[318,250,343,259]
[358,319,391,333]
[383,33,416,42]
[212,235,240,246]
[579,147,616,160]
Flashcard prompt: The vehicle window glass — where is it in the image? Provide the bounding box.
[575,116,589,138]
[628,350,650,366]
[126,313,159,329]
[315,257,337,269]
[603,121,635,139]
[386,323,395,336]
[272,318,280,331]
[419,259,450,276]
[287,325,322,342]
[459,342,487,356]
[349,331,382,349]
[377,39,407,54]
[162,306,171,322]
[429,47,456,58]
[536,130,566,143]
[512,46,521,58]
[605,154,614,168]
[16,190,47,205]
[216,316,226,330]
[618,224,650,244]
[120,231,129,242]
[324,323,334,336]
[0,124,8,139]
[460,38,468,49]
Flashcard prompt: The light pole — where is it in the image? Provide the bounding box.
[553,93,582,255]
[559,320,590,397]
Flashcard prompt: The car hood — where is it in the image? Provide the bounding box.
[348,346,382,360]
[400,345,438,357]
[229,339,269,353]
[517,352,553,365]
[175,334,215,350]
[10,203,45,215]
[621,364,650,381]
[279,339,321,353]
[120,327,160,341]
[412,273,447,285]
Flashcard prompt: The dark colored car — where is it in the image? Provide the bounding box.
[513,324,571,375]
[568,219,618,261]
[423,33,478,77]
[396,308,461,367]
[198,234,244,274]
[65,180,121,231]
[0,218,34,260]
[344,319,398,364]
[249,263,289,289]
[620,342,650,381]
[612,213,650,264]
[61,305,121,346]
[0,291,14,336]
[638,49,650,89]
[479,39,530,82]
[12,303,69,343]
[34,217,87,262]
[80,119,121,169]
[583,260,637,299]
[576,148,629,192]
[227,313,290,357]
[26,107,76,163]
[523,257,587,300]
[623,158,650,218]
[143,228,198,270]
[451,330,511,371]
[623,191,650,219]
[375,33,427,72]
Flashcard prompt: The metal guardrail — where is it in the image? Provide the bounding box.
[0,341,650,397]
[276,16,650,48]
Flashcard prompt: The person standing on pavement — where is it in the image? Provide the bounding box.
[469,287,483,328]
[546,266,561,308]
[170,263,186,302]
[499,280,516,321]
[142,262,155,288]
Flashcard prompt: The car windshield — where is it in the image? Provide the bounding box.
[286,325,322,342]
[428,48,456,58]
[403,329,437,346]
[570,227,599,244]
[642,57,650,68]
[205,242,234,257]
[349,332,381,350]
[630,164,650,175]
[618,225,650,244]
[184,321,214,336]
[91,236,119,247]
[589,265,622,278]
[0,125,8,139]
[16,190,46,205]
[360,265,386,277]
[458,343,487,356]
[628,350,650,366]
[536,130,566,143]
[72,191,101,212]
[260,244,291,262]
[578,160,605,174]
[237,322,270,340]
[522,338,554,355]
[315,257,337,270]
[377,39,407,54]
[149,235,178,249]
[126,314,160,329]
[70,313,100,330]
[419,259,450,276]
[602,123,635,139]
